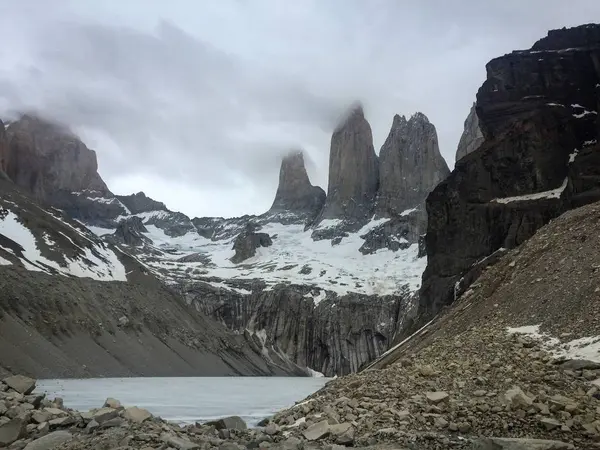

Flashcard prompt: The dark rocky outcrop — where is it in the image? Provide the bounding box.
[313,105,379,230]
[419,24,600,322]
[230,224,273,264]
[185,282,413,376]
[3,115,129,226]
[375,113,449,217]
[5,115,109,200]
[268,151,325,222]
[455,102,485,161]
[116,192,167,214]
[359,208,427,255]
[109,217,150,246]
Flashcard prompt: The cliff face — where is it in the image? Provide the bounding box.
[5,115,109,199]
[268,151,325,222]
[314,105,379,227]
[455,103,485,161]
[419,24,600,321]
[184,282,413,376]
[3,115,130,226]
[375,113,449,217]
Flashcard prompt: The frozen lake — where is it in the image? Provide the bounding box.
[35,377,328,427]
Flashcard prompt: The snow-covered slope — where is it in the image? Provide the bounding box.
[87,209,425,296]
[0,182,129,281]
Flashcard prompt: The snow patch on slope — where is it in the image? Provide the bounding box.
[0,211,127,281]
[491,178,567,204]
[508,325,600,363]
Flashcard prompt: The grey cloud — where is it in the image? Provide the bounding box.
[0,0,598,217]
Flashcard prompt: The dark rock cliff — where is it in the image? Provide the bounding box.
[4,115,129,226]
[116,192,167,214]
[313,105,379,230]
[375,113,449,218]
[184,282,414,376]
[5,115,109,199]
[268,151,325,222]
[455,102,485,161]
[230,223,273,263]
[419,24,600,321]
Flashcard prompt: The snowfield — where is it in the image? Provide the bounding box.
[0,210,127,281]
[92,211,426,296]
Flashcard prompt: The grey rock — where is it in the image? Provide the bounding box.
[425,392,449,404]
[48,416,75,427]
[103,397,122,409]
[559,359,600,371]
[85,420,99,433]
[303,420,330,441]
[160,433,200,450]
[455,102,485,161]
[268,151,325,222]
[123,406,152,423]
[0,418,26,447]
[503,387,533,408]
[116,191,167,214]
[206,416,247,431]
[313,104,379,228]
[375,112,449,217]
[99,417,124,428]
[23,431,72,450]
[3,375,36,395]
[109,216,150,246]
[230,224,273,264]
[473,437,574,449]
[92,407,119,424]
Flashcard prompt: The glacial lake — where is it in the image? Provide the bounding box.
[35,377,329,427]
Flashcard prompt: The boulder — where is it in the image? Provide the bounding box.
[503,387,533,408]
[302,420,330,441]
[23,431,72,450]
[92,407,119,424]
[103,397,122,409]
[3,375,36,395]
[0,418,26,447]
[123,406,152,423]
[473,437,574,450]
[425,391,449,404]
[160,432,200,450]
[206,416,247,431]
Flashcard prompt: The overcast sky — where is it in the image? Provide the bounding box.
[0,1,598,217]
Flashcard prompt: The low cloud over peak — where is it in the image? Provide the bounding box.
[1,0,598,217]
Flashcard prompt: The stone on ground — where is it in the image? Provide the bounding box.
[103,397,122,409]
[123,406,152,423]
[473,437,575,449]
[23,430,73,450]
[303,420,331,441]
[92,407,119,424]
[206,416,247,430]
[0,418,26,446]
[3,375,36,395]
[425,391,449,404]
[160,432,200,450]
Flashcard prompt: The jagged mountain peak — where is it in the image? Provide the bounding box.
[313,103,379,228]
[116,191,168,215]
[334,102,366,132]
[375,111,449,218]
[268,149,325,221]
[408,111,431,124]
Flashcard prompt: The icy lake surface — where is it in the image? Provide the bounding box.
[36,377,329,426]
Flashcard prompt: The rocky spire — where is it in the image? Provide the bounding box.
[375,112,450,217]
[5,114,109,200]
[316,103,379,223]
[268,150,325,219]
[455,102,485,162]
